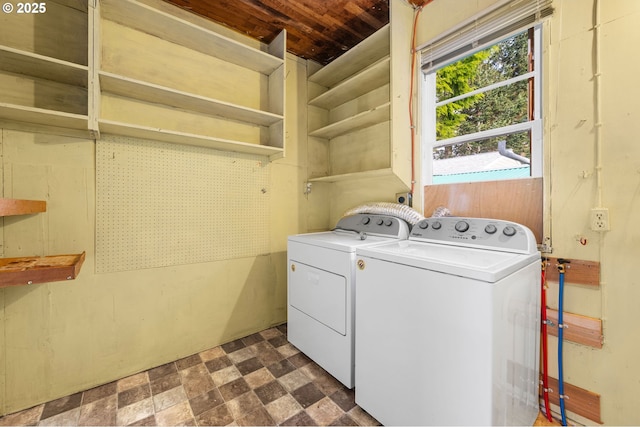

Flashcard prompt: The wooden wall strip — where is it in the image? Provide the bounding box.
[546,309,603,348]
[423,178,543,243]
[543,376,602,424]
[0,198,46,216]
[543,257,600,287]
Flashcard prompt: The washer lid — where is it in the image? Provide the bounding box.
[357,240,540,282]
[288,230,398,252]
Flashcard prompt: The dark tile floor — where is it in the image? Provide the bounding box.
[0,324,380,426]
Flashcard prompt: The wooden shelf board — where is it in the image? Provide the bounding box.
[0,103,89,130]
[308,168,394,183]
[544,376,602,424]
[0,252,85,288]
[0,44,88,87]
[0,198,46,216]
[309,103,390,139]
[309,25,390,88]
[101,0,284,75]
[546,308,603,348]
[99,72,282,127]
[309,57,390,109]
[99,120,284,158]
[543,257,600,287]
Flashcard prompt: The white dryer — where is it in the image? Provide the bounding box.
[355,217,540,426]
[287,214,410,388]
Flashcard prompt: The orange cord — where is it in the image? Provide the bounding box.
[408,1,433,196]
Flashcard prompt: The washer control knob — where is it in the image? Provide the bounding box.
[376,218,384,226]
[503,226,517,237]
[431,221,442,230]
[385,219,393,226]
[484,224,497,234]
[362,217,371,225]
[419,221,429,229]
[455,221,470,233]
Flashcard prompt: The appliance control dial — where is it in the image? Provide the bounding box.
[432,221,442,230]
[362,217,370,225]
[503,226,517,237]
[385,219,393,226]
[376,218,384,226]
[455,221,470,233]
[419,221,428,229]
[484,224,497,234]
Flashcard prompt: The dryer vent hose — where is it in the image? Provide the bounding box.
[342,202,427,226]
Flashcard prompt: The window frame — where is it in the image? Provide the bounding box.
[421,25,543,185]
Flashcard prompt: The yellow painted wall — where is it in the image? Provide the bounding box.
[415,0,640,424]
[0,45,312,420]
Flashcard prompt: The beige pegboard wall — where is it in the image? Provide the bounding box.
[96,136,270,273]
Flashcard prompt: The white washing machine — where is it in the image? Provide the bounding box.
[287,214,410,388]
[355,217,540,426]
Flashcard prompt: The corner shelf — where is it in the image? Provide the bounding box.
[308,57,390,109]
[306,3,414,187]
[309,102,390,139]
[0,252,86,288]
[308,168,395,183]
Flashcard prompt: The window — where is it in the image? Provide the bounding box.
[419,0,551,185]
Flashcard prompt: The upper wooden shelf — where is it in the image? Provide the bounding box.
[0,45,89,87]
[100,0,285,75]
[308,57,390,110]
[308,25,390,88]
[308,168,394,183]
[0,198,46,216]
[309,102,390,139]
[0,252,85,288]
[99,72,283,127]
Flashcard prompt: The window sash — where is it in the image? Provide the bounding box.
[421,24,544,184]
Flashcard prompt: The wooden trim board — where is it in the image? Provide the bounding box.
[546,308,603,348]
[542,376,602,424]
[543,257,600,287]
[0,252,85,288]
[423,178,543,243]
[0,198,46,216]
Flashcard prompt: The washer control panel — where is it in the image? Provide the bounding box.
[411,217,537,254]
[335,214,410,239]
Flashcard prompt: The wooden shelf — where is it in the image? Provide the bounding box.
[98,0,286,160]
[308,168,394,183]
[100,0,284,74]
[99,72,283,127]
[309,57,390,109]
[0,252,85,288]
[0,103,89,131]
[309,25,390,88]
[0,198,46,216]
[309,103,390,139]
[0,45,88,87]
[99,120,284,158]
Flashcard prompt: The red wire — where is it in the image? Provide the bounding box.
[541,267,553,421]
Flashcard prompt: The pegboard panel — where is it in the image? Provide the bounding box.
[96,136,270,273]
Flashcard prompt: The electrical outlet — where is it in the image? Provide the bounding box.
[396,192,412,206]
[590,208,610,231]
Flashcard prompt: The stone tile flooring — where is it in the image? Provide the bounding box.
[0,324,380,426]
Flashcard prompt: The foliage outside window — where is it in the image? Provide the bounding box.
[423,27,542,184]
